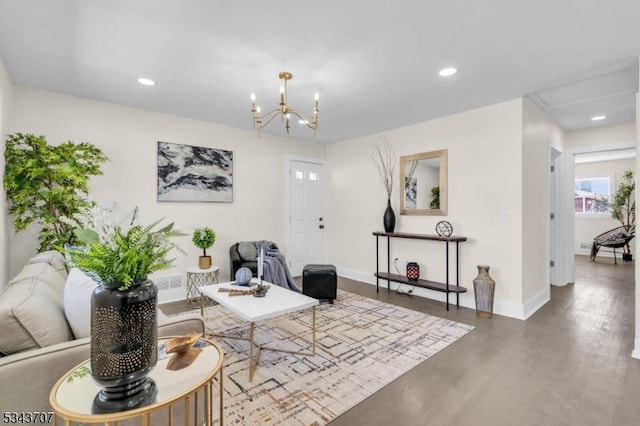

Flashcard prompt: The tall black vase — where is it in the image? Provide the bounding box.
[90,279,158,413]
[383,199,396,233]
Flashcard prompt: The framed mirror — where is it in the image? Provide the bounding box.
[399,149,447,216]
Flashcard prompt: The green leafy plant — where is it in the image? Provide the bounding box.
[3,133,108,251]
[66,366,90,383]
[430,186,440,209]
[610,170,635,255]
[192,227,216,256]
[70,207,185,291]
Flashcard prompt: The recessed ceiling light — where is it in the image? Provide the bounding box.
[137,78,156,86]
[591,115,607,121]
[439,67,457,77]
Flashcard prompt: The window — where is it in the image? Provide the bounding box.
[295,170,320,181]
[574,177,610,214]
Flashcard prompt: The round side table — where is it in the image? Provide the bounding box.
[186,266,219,308]
[50,337,224,426]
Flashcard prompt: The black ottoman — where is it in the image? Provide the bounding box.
[302,264,337,304]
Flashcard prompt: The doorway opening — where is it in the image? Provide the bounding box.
[574,148,636,262]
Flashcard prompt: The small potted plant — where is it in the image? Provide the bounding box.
[192,227,216,269]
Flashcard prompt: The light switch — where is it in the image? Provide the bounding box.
[500,204,509,215]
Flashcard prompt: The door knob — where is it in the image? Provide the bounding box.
[319,224,325,229]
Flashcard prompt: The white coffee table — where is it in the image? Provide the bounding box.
[199,278,319,381]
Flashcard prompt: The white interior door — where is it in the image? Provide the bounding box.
[289,160,325,276]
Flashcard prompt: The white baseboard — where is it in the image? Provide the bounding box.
[521,286,551,320]
[575,249,616,258]
[632,337,640,359]
[551,281,574,287]
[336,266,533,320]
[336,267,377,286]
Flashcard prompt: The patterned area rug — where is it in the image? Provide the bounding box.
[193,290,473,425]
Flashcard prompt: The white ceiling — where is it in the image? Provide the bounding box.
[0,1,639,143]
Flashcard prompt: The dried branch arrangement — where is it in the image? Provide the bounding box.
[371,135,396,199]
[218,284,270,297]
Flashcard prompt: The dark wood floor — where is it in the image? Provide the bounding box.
[162,256,639,425]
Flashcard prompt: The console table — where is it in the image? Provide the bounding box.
[373,231,467,310]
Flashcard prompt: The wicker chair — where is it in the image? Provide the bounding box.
[590,225,635,264]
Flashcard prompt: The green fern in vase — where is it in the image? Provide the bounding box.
[70,209,185,291]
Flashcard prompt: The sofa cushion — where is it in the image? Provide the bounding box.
[0,264,72,355]
[27,250,68,279]
[64,268,172,339]
[9,262,67,298]
[238,241,258,261]
[64,268,98,339]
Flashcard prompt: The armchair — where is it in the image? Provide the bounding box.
[229,241,259,278]
[229,241,279,281]
[590,225,635,264]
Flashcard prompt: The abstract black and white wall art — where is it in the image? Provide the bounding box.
[405,177,417,209]
[157,141,233,202]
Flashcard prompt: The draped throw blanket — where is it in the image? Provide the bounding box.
[255,240,301,293]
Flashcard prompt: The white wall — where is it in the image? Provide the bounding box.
[574,158,635,256]
[565,122,636,150]
[9,86,326,301]
[2,83,597,321]
[0,57,12,291]
[521,99,564,308]
[327,99,529,318]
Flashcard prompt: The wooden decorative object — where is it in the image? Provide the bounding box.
[165,332,203,371]
[167,348,203,370]
[218,284,270,297]
[166,332,200,354]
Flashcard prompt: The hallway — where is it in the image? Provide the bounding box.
[330,255,639,426]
